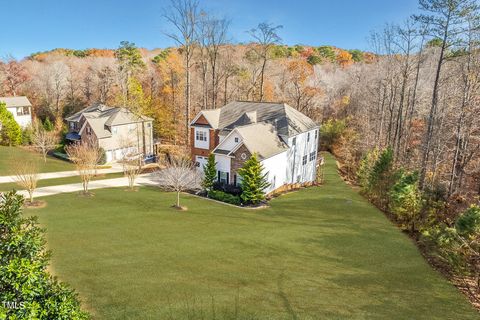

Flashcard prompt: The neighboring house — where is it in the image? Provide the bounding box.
[190,101,320,193]
[65,104,154,163]
[0,96,33,128]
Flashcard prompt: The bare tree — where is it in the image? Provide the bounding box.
[157,156,201,208]
[247,22,282,101]
[65,140,98,195]
[32,124,58,162]
[119,137,143,190]
[13,160,39,203]
[163,0,200,144]
[414,0,480,188]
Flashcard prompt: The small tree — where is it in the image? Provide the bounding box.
[389,171,423,232]
[123,157,142,190]
[65,141,97,194]
[157,156,202,209]
[0,191,89,319]
[13,160,39,203]
[202,153,217,192]
[238,153,270,205]
[0,102,22,146]
[32,124,58,162]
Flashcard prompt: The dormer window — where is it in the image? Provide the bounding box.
[234,137,239,143]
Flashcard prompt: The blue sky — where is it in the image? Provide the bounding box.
[0,0,420,59]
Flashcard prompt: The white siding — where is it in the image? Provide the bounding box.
[285,128,319,184]
[261,151,288,193]
[216,131,242,151]
[194,127,209,149]
[7,107,32,128]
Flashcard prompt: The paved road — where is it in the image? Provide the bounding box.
[15,173,159,199]
[0,165,124,184]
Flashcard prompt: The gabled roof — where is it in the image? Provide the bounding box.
[192,101,318,137]
[65,104,152,125]
[213,123,288,160]
[0,96,32,108]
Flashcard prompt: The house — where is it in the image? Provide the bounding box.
[190,101,320,193]
[65,104,154,163]
[0,96,33,128]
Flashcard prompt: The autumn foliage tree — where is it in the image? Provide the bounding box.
[336,50,354,67]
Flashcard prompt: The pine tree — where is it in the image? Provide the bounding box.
[0,102,22,146]
[202,153,217,192]
[238,153,270,205]
[43,117,54,131]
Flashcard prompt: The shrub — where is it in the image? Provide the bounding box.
[213,181,243,196]
[21,125,34,145]
[208,190,242,206]
[316,46,336,62]
[0,102,22,146]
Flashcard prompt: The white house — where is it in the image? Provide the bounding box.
[65,104,154,163]
[190,101,319,193]
[0,96,33,128]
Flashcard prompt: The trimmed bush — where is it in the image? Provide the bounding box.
[208,190,242,206]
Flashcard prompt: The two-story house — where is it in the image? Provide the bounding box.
[0,96,33,128]
[190,101,319,193]
[65,104,154,163]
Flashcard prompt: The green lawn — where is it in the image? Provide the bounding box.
[0,172,124,192]
[0,146,73,175]
[31,154,478,319]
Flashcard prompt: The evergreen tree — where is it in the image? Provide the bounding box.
[202,153,217,192]
[0,102,22,146]
[0,191,89,319]
[43,117,54,131]
[238,153,270,205]
[389,171,423,232]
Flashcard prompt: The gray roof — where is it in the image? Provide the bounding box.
[214,123,289,160]
[194,101,317,137]
[0,96,32,108]
[66,104,152,124]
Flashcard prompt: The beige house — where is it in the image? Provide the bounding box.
[65,104,153,163]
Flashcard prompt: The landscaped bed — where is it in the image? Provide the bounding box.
[28,154,478,319]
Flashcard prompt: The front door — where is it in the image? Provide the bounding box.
[195,155,208,171]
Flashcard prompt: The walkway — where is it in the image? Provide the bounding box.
[15,173,158,199]
[0,165,124,184]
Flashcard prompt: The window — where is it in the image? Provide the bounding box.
[69,122,76,130]
[302,155,307,165]
[86,126,92,135]
[234,137,239,143]
[307,132,310,142]
[315,129,318,139]
[309,152,316,162]
[292,137,296,146]
[146,122,152,128]
[218,171,229,184]
[196,130,207,141]
[16,107,30,116]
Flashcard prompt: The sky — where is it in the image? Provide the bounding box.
[0,0,421,59]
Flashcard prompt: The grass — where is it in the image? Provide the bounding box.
[0,146,73,175]
[0,172,125,192]
[30,153,478,319]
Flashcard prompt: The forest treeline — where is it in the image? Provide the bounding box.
[0,0,479,307]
